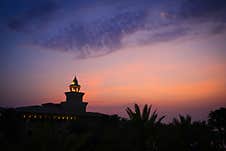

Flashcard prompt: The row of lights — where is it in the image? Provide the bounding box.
[23,114,77,120]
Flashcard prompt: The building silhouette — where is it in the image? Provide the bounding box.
[2,76,107,121]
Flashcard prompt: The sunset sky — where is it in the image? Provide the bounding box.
[1,0,226,120]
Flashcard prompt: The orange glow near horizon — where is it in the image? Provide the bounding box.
[44,36,223,108]
[1,33,226,120]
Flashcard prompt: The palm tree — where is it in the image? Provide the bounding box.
[172,114,192,126]
[168,115,214,151]
[125,104,165,151]
[172,115,202,151]
[126,104,165,124]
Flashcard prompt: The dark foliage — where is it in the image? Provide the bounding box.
[0,105,225,151]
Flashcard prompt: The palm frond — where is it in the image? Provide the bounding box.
[134,104,141,120]
[157,115,165,124]
[149,109,157,123]
[142,104,149,121]
[126,107,134,119]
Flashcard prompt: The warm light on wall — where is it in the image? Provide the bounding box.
[21,113,77,121]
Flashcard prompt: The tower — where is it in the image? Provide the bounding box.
[63,76,88,113]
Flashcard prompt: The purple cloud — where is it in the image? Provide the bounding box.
[3,0,226,58]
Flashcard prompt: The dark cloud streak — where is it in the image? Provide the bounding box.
[3,0,226,58]
[7,0,58,32]
[180,0,226,20]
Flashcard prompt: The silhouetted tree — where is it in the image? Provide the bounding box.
[126,104,165,151]
[126,104,165,124]
[170,115,194,150]
[170,115,214,151]
[172,114,192,127]
[208,107,226,151]
[1,105,226,151]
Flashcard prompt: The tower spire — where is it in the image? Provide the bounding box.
[69,75,80,92]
